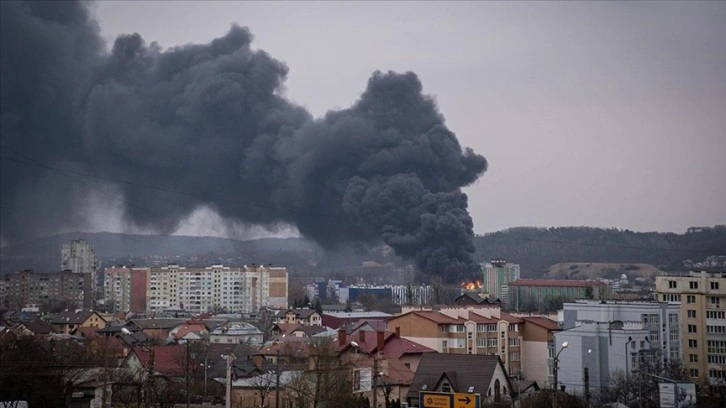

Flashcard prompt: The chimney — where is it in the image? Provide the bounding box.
[377,330,385,351]
[338,328,346,345]
[359,330,365,343]
[395,327,401,338]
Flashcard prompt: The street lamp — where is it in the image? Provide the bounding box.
[625,336,633,405]
[221,354,236,408]
[584,349,592,408]
[552,341,569,408]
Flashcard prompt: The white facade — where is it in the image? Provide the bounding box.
[147,264,287,314]
[562,300,682,363]
[555,321,651,395]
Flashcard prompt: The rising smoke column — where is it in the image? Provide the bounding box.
[0,1,487,283]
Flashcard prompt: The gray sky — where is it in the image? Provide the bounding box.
[93,1,726,235]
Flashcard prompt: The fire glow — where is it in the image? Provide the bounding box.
[461,280,483,290]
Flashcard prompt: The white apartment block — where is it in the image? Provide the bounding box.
[146,264,288,315]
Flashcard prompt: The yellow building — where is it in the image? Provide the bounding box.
[656,270,726,395]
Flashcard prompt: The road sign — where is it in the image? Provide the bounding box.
[420,391,480,408]
[453,392,480,408]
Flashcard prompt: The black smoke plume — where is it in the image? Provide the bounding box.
[0,1,487,283]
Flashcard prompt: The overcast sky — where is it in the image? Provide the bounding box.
[92,1,725,235]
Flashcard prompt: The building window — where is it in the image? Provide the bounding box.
[690,281,698,290]
[690,369,699,378]
[669,281,677,289]
[688,325,697,333]
[690,354,699,363]
[687,295,696,304]
[711,297,720,306]
[689,339,698,348]
[509,352,520,361]
[712,282,720,290]
[688,310,697,318]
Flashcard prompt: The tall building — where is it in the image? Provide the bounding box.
[0,269,89,311]
[656,270,726,393]
[103,266,150,313]
[144,264,288,315]
[482,259,520,304]
[61,239,98,307]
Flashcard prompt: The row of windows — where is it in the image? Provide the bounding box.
[707,325,726,334]
[668,280,720,290]
[708,355,726,365]
[707,310,726,319]
[708,340,726,354]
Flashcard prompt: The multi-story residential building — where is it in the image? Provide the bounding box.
[388,306,524,376]
[333,284,434,305]
[146,264,288,315]
[562,300,682,363]
[0,269,90,311]
[519,316,561,386]
[656,270,726,392]
[104,266,150,313]
[61,239,98,307]
[508,279,608,312]
[482,259,520,304]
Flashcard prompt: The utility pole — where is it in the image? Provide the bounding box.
[145,347,155,408]
[372,354,379,408]
[225,354,235,408]
[583,367,590,408]
[275,350,281,408]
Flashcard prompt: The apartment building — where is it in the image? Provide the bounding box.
[146,264,288,315]
[1,269,90,311]
[656,270,726,392]
[482,259,520,304]
[104,266,150,313]
[61,239,98,307]
[388,306,524,376]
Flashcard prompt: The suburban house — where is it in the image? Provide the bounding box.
[47,309,107,334]
[275,309,322,326]
[407,353,513,407]
[209,321,264,345]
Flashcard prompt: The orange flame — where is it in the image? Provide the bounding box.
[460,280,483,290]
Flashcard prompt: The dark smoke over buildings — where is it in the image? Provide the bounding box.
[0,1,487,283]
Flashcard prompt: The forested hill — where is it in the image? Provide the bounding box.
[473,226,726,277]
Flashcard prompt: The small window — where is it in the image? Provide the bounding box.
[689,339,698,348]
[712,282,720,290]
[669,281,677,289]
[690,354,699,363]
[688,325,697,333]
[690,369,699,378]
[687,295,696,304]
[690,281,699,290]
[688,310,697,318]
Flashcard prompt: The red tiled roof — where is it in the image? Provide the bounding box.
[466,312,498,324]
[499,312,524,323]
[522,316,561,331]
[410,311,463,324]
[174,323,207,340]
[133,345,187,376]
[509,279,605,287]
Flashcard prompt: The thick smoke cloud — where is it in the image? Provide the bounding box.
[0,1,487,282]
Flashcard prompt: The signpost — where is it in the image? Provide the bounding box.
[420,391,481,408]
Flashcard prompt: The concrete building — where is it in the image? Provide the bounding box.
[482,259,520,304]
[0,269,90,311]
[103,266,150,313]
[146,264,288,315]
[555,321,651,395]
[562,300,681,363]
[519,316,561,387]
[656,270,726,392]
[508,279,608,312]
[61,239,98,308]
[388,306,525,376]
